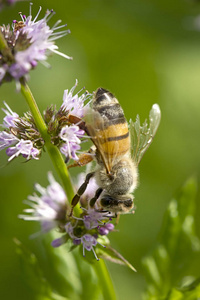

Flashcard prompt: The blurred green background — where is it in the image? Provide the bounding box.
[1,0,200,299]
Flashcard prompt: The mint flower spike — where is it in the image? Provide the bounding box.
[1,101,19,128]
[62,79,92,118]
[57,80,92,160]
[20,171,115,260]
[0,102,42,161]
[59,124,85,161]
[19,172,68,233]
[0,3,72,85]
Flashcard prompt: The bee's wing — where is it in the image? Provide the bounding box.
[130,104,161,166]
[85,110,119,174]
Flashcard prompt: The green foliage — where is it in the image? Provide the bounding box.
[43,232,100,300]
[142,178,200,300]
[97,235,136,272]
[14,238,68,300]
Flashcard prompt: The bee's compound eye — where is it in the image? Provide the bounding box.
[100,195,112,208]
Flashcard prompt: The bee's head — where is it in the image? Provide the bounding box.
[100,194,134,213]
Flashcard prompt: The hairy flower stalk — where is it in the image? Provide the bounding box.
[0,3,71,85]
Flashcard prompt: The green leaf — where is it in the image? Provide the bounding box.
[165,278,200,300]
[96,236,136,272]
[14,238,68,300]
[142,178,200,300]
[129,103,161,165]
[42,231,100,300]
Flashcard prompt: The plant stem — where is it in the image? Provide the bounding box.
[93,260,117,300]
[20,81,81,214]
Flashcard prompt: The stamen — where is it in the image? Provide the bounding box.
[92,247,99,261]
[19,12,23,21]
[53,24,68,31]
[51,20,62,30]
[29,2,33,17]
[33,6,42,23]
[50,49,73,60]
[49,29,70,37]
[46,9,56,23]
[39,60,51,69]
[2,101,14,116]
[70,79,78,94]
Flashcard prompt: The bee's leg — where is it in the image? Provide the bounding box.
[67,151,94,169]
[115,213,120,224]
[90,188,103,208]
[70,172,95,216]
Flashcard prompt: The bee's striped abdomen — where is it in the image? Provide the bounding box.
[93,88,130,158]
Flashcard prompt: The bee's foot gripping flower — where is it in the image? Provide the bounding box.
[0,3,71,85]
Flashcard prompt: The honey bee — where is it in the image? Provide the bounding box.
[70,88,161,215]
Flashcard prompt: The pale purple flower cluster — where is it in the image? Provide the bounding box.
[59,125,85,161]
[19,172,67,232]
[20,172,115,260]
[64,222,106,261]
[58,80,92,161]
[0,102,40,161]
[62,79,91,118]
[0,3,71,84]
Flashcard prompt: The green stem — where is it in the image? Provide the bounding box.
[93,260,117,300]
[20,81,80,214]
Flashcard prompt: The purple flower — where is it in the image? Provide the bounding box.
[59,124,85,160]
[0,102,41,161]
[51,235,68,248]
[6,139,40,161]
[1,101,19,128]
[0,131,18,150]
[81,234,106,261]
[19,172,68,232]
[0,3,71,84]
[83,210,106,230]
[62,80,92,118]
[65,222,77,239]
[98,227,109,236]
[98,223,114,235]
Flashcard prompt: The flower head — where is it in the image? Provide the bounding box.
[20,172,115,260]
[62,80,92,118]
[59,124,85,161]
[0,3,71,84]
[0,102,42,161]
[6,139,40,161]
[19,172,68,232]
[1,101,19,128]
[44,81,92,162]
